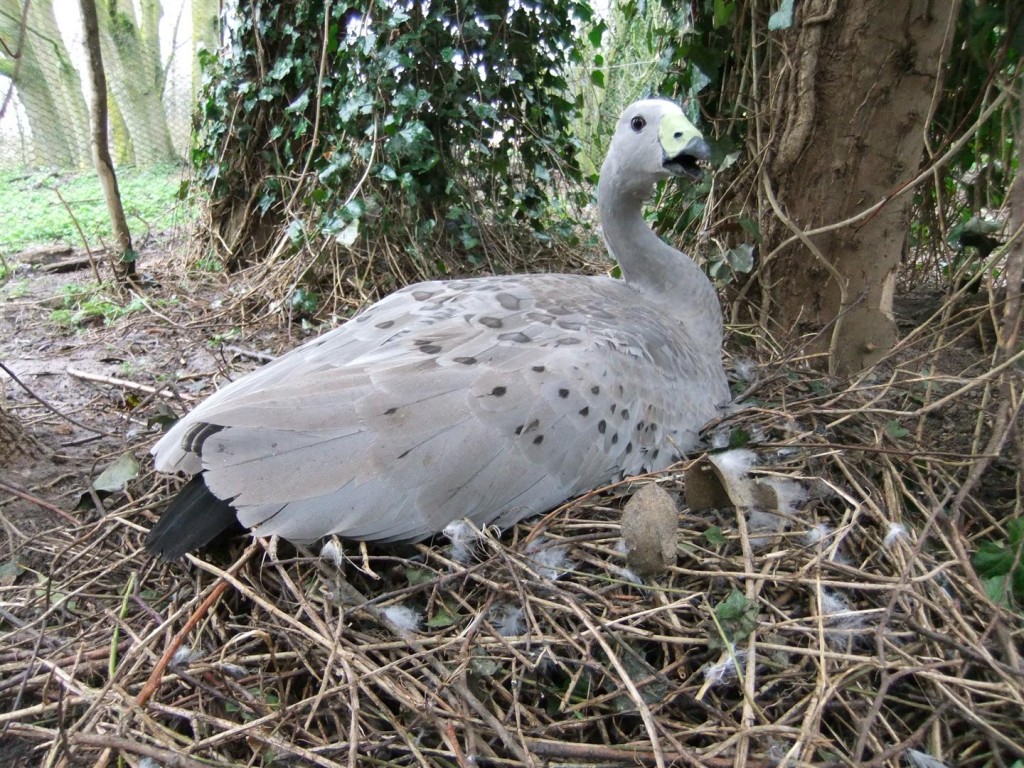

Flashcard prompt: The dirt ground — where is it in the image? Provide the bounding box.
[1,238,308,551]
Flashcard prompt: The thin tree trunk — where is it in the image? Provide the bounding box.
[762,0,959,373]
[79,0,136,281]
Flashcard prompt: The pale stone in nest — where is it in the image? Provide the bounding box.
[621,483,678,577]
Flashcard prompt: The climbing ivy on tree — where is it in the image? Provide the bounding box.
[193,0,594,267]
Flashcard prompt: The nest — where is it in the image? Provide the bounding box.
[2,291,1022,768]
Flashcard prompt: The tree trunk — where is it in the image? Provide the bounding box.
[763,0,959,373]
[79,0,136,280]
[191,0,221,98]
[95,0,178,165]
[0,0,91,168]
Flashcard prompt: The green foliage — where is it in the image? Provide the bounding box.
[710,588,758,648]
[192,0,592,263]
[973,518,1024,608]
[910,0,1022,282]
[48,282,154,328]
[0,165,190,252]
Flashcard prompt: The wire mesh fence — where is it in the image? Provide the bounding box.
[0,0,207,172]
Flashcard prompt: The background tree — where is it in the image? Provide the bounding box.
[0,0,91,167]
[95,0,177,164]
[641,0,1019,373]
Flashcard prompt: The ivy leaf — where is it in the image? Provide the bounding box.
[704,526,726,546]
[981,574,1009,605]
[712,589,758,646]
[726,244,756,273]
[425,606,457,628]
[713,0,735,29]
[768,0,795,31]
[335,220,360,248]
[285,89,309,113]
[885,420,909,439]
[92,453,140,493]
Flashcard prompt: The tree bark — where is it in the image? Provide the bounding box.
[191,0,221,98]
[0,0,91,167]
[95,0,178,164]
[763,0,959,373]
[79,0,136,280]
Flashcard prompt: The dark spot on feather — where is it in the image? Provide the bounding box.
[652,449,660,460]
[598,420,606,434]
[625,441,633,453]
[612,433,619,445]
[621,408,629,420]
[384,407,398,415]
[610,403,617,414]
[454,356,477,365]
[398,448,412,459]
[497,293,521,310]
[375,320,395,329]
[558,388,569,399]
[591,385,600,395]
[649,422,658,432]
[480,316,504,329]
[616,384,625,396]
[533,435,544,445]
[419,344,442,354]
[412,290,436,302]
[556,319,583,331]
[636,421,645,431]
[492,386,507,397]
[555,337,581,346]
[579,406,590,416]
[532,365,545,373]
[498,331,531,343]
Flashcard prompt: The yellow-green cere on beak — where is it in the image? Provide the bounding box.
[659,112,704,156]
[660,111,710,179]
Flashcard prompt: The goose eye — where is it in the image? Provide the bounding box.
[630,115,646,132]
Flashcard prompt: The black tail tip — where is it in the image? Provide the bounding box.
[146,474,241,559]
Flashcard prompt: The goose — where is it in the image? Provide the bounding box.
[145,98,729,558]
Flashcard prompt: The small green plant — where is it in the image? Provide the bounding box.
[973,518,1024,608]
[4,279,30,298]
[48,282,147,328]
[709,588,759,648]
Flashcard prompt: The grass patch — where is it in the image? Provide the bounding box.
[48,281,173,328]
[0,164,194,253]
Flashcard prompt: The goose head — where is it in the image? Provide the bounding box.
[601,99,711,201]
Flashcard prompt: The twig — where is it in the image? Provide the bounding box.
[66,367,196,403]
[136,542,258,706]
[0,479,79,524]
[0,362,112,436]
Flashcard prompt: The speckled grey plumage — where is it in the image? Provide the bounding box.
[150,98,729,549]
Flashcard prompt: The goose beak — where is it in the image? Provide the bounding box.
[660,113,711,180]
